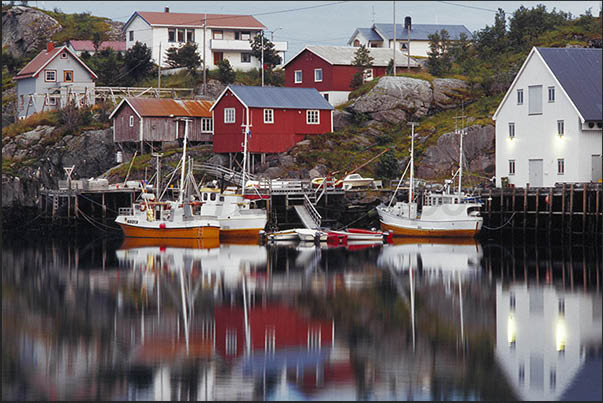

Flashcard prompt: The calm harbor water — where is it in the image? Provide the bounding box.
[2,232,602,401]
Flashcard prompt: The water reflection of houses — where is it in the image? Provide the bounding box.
[496,284,602,400]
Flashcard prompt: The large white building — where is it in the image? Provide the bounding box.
[493,47,603,188]
[123,8,287,71]
[347,17,473,58]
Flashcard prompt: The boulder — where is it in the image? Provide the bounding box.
[207,153,229,167]
[2,6,62,58]
[416,124,495,180]
[350,76,433,123]
[432,78,468,110]
[197,79,227,100]
[333,110,352,130]
[260,166,284,179]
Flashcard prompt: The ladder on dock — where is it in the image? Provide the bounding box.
[293,194,322,229]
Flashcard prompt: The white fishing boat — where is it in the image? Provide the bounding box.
[295,228,328,242]
[115,121,220,240]
[376,122,483,238]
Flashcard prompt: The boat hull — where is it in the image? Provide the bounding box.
[380,222,480,238]
[119,223,220,239]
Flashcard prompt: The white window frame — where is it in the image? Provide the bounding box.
[213,30,223,40]
[557,120,564,136]
[306,110,320,125]
[509,159,516,175]
[548,86,555,103]
[241,31,251,40]
[241,52,251,63]
[46,96,57,106]
[508,122,515,139]
[201,117,213,133]
[129,115,134,127]
[363,68,374,81]
[44,70,56,82]
[557,158,564,175]
[528,85,543,115]
[294,70,302,84]
[517,89,523,105]
[224,108,235,124]
[314,68,323,82]
[264,108,274,124]
[129,31,134,41]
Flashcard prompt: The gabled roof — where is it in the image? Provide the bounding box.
[124,11,265,30]
[14,45,98,80]
[493,47,603,122]
[211,85,334,111]
[67,40,126,52]
[109,98,213,120]
[349,27,384,43]
[537,47,602,121]
[282,45,419,69]
[372,23,473,41]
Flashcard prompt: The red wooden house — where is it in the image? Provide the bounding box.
[283,45,419,106]
[210,85,333,161]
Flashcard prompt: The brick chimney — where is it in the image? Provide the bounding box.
[164,7,169,12]
[47,42,54,52]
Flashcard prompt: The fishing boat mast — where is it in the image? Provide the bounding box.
[458,102,464,197]
[241,107,250,195]
[178,119,190,203]
[408,122,417,204]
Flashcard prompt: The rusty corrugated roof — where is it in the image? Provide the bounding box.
[135,11,265,29]
[125,98,213,117]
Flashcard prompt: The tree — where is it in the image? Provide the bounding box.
[350,44,374,89]
[164,43,201,75]
[474,8,508,59]
[376,150,399,179]
[249,33,282,71]
[124,41,154,85]
[217,59,235,84]
[426,29,452,76]
[386,58,394,75]
[449,32,470,66]
[508,5,570,50]
[86,48,126,86]
[92,32,105,53]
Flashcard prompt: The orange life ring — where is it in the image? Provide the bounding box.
[138,204,146,212]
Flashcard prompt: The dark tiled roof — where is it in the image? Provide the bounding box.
[538,47,602,121]
[227,85,334,110]
[373,23,473,41]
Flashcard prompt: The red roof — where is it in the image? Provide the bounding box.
[109,98,214,119]
[132,11,265,29]
[14,45,98,80]
[68,40,126,52]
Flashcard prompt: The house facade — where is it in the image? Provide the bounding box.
[348,18,473,58]
[14,43,97,119]
[211,85,333,160]
[283,45,419,106]
[123,8,287,70]
[66,40,126,56]
[108,98,214,151]
[493,47,603,188]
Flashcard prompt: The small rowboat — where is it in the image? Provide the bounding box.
[267,229,299,241]
[330,228,388,242]
[295,228,328,242]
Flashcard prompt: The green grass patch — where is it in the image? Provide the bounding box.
[395,70,435,83]
[2,111,60,140]
[348,78,380,100]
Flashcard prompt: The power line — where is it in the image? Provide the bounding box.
[437,1,498,13]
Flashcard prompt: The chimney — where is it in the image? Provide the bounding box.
[404,16,412,30]
[47,42,54,52]
[164,7,169,13]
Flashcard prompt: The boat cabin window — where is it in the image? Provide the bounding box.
[220,196,224,202]
[203,193,208,201]
[210,193,216,201]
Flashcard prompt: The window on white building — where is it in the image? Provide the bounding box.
[306,110,320,124]
[63,70,73,83]
[241,31,251,40]
[241,53,251,63]
[60,52,68,59]
[548,86,555,102]
[129,115,134,127]
[509,160,516,175]
[557,120,564,136]
[528,85,543,115]
[294,70,302,83]
[508,122,515,138]
[186,30,194,43]
[314,68,323,82]
[213,30,223,40]
[129,31,134,41]
[168,29,176,42]
[177,28,185,43]
[45,70,56,82]
[264,108,274,123]
[46,96,57,106]
[201,118,213,133]
[557,159,564,175]
[224,108,235,123]
[517,89,523,105]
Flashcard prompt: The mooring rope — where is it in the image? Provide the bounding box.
[482,212,517,231]
[76,206,122,232]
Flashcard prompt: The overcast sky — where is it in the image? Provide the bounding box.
[15,1,602,61]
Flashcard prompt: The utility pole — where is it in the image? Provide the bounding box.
[261,31,265,87]
[157,42,161,93]
[392,1,396,76]
[203,14,207,96]
[407,17,411,71]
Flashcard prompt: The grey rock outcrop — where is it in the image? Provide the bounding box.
[2,6,62,58]
[350,76,433,123]
[333,110,352,130]
[432,78,468,110]
[416,124,495,179]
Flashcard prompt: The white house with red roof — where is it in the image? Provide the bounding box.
[123,7,287,70]
[66,40,126,56]
[14,42,98,119]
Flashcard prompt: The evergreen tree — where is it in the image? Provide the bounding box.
[217,59,235,84]
[376,150,399,179]
[124,41,154,85]
[350,44,374,88]
[249,34,282,71]
[164,43,201,75]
